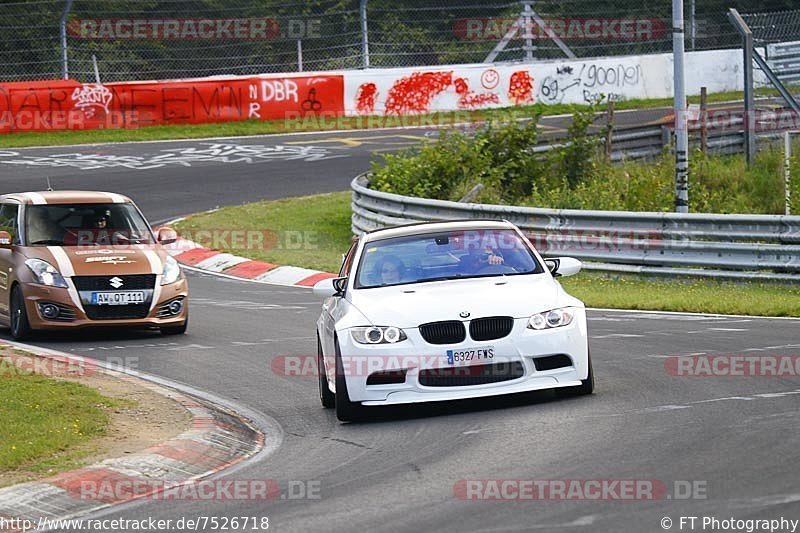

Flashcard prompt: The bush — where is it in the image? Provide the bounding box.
[370,110,794,214]
[370,128,501,200]
[370,112,548,203]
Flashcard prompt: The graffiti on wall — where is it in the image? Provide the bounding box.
[246,77,341,120]
[71,84,113,119]
[0,75,345,133]
[538,62,643,104]
[353,68,532,115]
[508,71,534,105]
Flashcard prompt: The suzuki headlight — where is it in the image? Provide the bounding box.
[351,326,407,344]
[161,255,181,285]
[25,258,68,288]
[527,307,574,330]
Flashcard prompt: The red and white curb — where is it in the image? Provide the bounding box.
[164,237,336,287]
[0,344,266,531]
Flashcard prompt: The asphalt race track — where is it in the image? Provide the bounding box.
[1,119,799,532]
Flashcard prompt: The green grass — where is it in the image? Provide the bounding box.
[561,274,800,317]
[519,147,798,215]
[0,355,118,476]
[174,192,800,317]
[175,192,353,274]
[0,89,760,149]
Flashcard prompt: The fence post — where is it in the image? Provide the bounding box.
[522,1,534,61]
[297,40,303,72]
[605,100,615,160]
[728,9,756,165]
[700,87,708,154]
[673,0,689,213]
[360,0,370,68]
[786,132,794,216]
[60,0,73,79]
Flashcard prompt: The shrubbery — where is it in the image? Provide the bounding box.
[370,108,798,214]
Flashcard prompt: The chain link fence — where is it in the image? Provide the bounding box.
[1,0,798,83]
[740,8,800,86]
[0,1,66,81]
[740,8,800,44]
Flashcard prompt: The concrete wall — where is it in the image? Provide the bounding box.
[342,48,763,115]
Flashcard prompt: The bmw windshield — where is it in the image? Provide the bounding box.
[355,229,543,289]
[25,203,155,246]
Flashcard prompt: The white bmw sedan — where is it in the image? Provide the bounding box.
[313,220,593,421]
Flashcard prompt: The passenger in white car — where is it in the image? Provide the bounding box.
[371,255,408,285]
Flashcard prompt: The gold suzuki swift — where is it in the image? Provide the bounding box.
[0,191,188,339]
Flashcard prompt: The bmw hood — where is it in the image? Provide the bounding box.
[23,246,166,277]
[348,274,569,329]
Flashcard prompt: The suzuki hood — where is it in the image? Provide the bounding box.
[24,246,167,277]
[347,274,570,329]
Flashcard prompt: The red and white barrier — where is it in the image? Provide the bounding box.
[163,238,335,288]
[0,48,762,134]
[0,74,343,133]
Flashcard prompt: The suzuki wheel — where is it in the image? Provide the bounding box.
[10,285,32,341]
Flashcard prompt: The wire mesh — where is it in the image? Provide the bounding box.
[0,0,66,81]
[740,8,800,45]
[0,0,798,83]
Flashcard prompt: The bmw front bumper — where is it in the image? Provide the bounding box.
[335,308,590,406]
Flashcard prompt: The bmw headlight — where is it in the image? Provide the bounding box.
[351,326,407,344]
[527,307,574,330]
[161,255,181,285]
[25,258,68,288]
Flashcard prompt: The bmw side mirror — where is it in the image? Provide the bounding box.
[545,257,582,278]
[313,277,347,299]
[332,277,348,296]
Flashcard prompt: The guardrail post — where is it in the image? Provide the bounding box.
[662,126,672,149]
[786,131,798,216]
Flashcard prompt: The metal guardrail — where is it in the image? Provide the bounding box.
[767,40,800,86]
[538,114,795,162]
[351,173,800,281]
